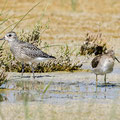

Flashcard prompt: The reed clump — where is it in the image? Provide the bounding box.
[80,33,107,56]
[0,69,7,86]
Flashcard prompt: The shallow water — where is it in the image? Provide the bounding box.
[0,69,120,104]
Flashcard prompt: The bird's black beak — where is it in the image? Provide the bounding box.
[115,57,120,63]
[0,37,5,40]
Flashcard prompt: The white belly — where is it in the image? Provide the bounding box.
[31,57,52,63]
[92,58,114,75]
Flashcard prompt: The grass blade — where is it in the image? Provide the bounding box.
[23,94,29,120]
[41,44,62,49]
[43,81,52,94]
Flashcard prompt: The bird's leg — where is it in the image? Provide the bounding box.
[96,74,98,92]
[30,64,35,79]
[96,74,98,87]
[104,74,107,86]
[21,63,24,77]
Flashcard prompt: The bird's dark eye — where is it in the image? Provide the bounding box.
[8,34,12,37]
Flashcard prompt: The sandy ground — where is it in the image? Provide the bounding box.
[0,0,120,120]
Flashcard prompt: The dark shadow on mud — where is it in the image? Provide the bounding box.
[13,75,54,79]
[35,75,53,78]
[88,81,120,88]
[97,83,120,88]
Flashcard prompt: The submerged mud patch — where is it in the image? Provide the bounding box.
[0,71,120,104]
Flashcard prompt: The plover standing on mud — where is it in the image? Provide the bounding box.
[0,31,56,78]
[91,50,120,86]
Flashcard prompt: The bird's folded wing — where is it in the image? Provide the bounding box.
[91,56,101,68]
[20,43,53,59]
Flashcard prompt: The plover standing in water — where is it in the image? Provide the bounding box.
[0,31,56,78]
[91,50,120,86]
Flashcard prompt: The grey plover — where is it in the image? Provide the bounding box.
[91,50,120,86]
[0,31,56,78]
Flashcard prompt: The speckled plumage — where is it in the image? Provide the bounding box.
[10,38,55,64]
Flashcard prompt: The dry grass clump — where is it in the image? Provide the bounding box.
[0,50,8,86]
[0,69,7,86]
[36,45,82,72]
[80,33,107,55]
[18,23,43,47]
